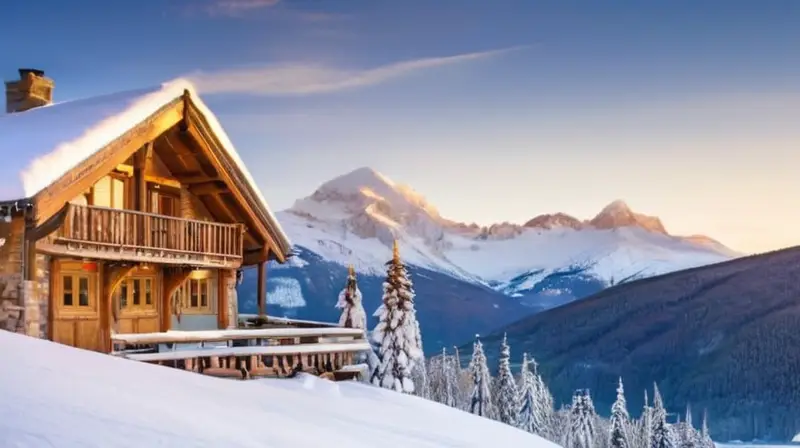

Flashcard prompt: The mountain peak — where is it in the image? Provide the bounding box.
[289,166,444,230]
[590,199,667,234]
[317,167,396,195]
[601,199,632,214]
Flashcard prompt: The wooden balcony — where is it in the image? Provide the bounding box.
[40,203,245,268]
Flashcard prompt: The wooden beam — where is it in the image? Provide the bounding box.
[174,172,219,184]
[104,263,137,352]
[164,268,193,326]
[114,164,134,176]
[25,203,68,242]
[257,261,266,317]
[143,174,181,189]
[189,181,228,196]
[243,246,269,266]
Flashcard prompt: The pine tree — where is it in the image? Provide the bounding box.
[651,384,676,448]
[533,359,555,439]
[335,265,367,330]
[452,345,471,410]
[369,240,423,393]
[517,353,536,433]
[610,377,631,448]
[640,390,653,448]
[700,410,714,448]
[428,348,457,407]
[681,404,698,448]
[566,389,597,448]
[442,349,459,407]
[410,316,429,399]
[468,336,494,418]
[493,334,519,426]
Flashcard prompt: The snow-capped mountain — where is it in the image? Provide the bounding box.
[280,167,735,299]
[242,167,738,352]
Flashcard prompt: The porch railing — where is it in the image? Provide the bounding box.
[58,203,244,260]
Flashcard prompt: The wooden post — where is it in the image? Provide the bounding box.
[133,143,151,212]
[133,143,151,248]
[257,260,266,317]
[217,269,228,329]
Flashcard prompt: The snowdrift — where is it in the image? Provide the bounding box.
[0,331,557,447]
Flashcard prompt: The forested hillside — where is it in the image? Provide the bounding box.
[477,246,800,442]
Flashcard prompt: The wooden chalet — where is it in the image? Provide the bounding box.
[0,69,368,380]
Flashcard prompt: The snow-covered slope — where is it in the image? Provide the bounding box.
[0,331,556,447]
[278,167,737,304]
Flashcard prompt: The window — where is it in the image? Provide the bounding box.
[173,270,217,314]
[60,273,93,310]
[116,276,157,314]
[149,188,180,217]
[91,175,128,209]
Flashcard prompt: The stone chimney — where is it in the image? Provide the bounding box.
[5,68,54,114]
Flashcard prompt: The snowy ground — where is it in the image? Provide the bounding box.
[0,331,556,448]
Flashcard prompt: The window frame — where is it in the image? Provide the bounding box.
[116,274,159,317]
[55,264,98,317]
[173,270,217,315]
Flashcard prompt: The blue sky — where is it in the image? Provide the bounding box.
[3,0,799,253]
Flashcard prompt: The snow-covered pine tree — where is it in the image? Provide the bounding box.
[410,316,430,399]
[700,410,714,448]
[336,265,367,329]
[610,377,631,448]
[583,390,599,447]
[533,358,556,439]
[493,334,519,426]
[453,345,471,410]
[369,240,423,394]
[567,389,597,448]
[442,350,459,408]
[681,404,699,448]
[468,336,494,418]
[428,348,457,406]
[517,353,537,433]
[427,350,444,403]
[651,384,676,448]
[638,390,653,448]
[551,405,572,447]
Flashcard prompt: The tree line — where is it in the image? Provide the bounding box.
[335,241,718,447]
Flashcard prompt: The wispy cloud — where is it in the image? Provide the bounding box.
[188,46,526,96]
[200,0,280,17]
[185,0,349,22]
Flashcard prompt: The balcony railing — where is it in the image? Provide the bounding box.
[44,203,244,268]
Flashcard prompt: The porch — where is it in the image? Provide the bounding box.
[38,203,245,269]
[111,323,370,380]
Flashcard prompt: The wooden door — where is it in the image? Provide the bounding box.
[148,188,180,249]
[52,261,103,351]
[115,274,160,334]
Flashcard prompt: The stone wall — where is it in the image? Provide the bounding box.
[26,253,49,338]
[0,216,25,333]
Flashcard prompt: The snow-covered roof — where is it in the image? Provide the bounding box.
[0,78,291,255]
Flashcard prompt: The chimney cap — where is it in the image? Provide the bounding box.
[18,68,45,78]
